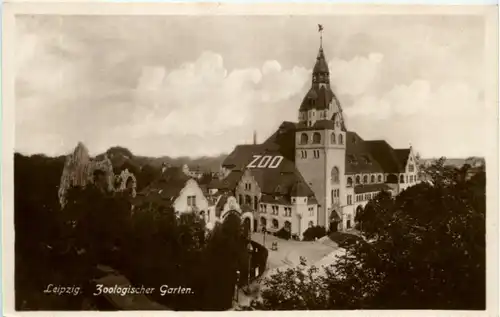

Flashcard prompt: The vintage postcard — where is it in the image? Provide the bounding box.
[2,2,498,316]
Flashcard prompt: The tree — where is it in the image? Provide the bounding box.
[250,162,486,310]
[202,213,248,310]
[136,164,158,191]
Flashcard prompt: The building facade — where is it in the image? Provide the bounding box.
[133,166,209,217]
[208,37,420,239]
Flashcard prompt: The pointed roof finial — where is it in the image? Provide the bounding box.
[318,24,324,49]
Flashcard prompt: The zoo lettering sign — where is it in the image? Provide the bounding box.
[246,155,284,169]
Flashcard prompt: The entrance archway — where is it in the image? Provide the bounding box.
[329,210,339,232]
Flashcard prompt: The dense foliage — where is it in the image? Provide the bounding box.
[250,158,486,310]
[275,228,291,240]
[14,153,249,311]
[302,226,326,241]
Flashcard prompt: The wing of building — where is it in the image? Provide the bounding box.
[209,40,420,239]
[133,166,209,217]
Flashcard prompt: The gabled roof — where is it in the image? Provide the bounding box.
[364,140,406,173]
[222,144,264,170]
[262,121,297,162]
[133,166,190,207]
[217,130,316,202]
[345,132,384,174]
[394,149,411,168]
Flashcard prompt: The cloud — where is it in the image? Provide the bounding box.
[115,51,309,156]
[329,53,384,96]
[344,79,489,157]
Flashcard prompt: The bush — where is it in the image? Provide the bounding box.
[275,228,291,240]
[302,226,326,241]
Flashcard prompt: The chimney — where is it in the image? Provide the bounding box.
[253,130,257,145]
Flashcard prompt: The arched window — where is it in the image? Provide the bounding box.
[260,217,267,227]
[253,196,258,210]
[245,195,252,205]
[370,175,375,183]
[272,219,279,229]
[331,166,340,184]
[300,133,308,144]
[312,132,321,144]
[331,133,336,144]
[400,175,405,183]
[363,175,368,183]
[338,134,344,144]
[347,177,353,187]
[355,176,360,185]
[377,175,382,183]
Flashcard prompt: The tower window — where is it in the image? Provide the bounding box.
[331,167,340,184]
[300,133,308,144]
[347,177,353,187]
[363,175,368,183]
[370,175,375,183]
[355,176,360,185]
[378,175,382,183]
[331,133,336,144]
[338,134,344,145]
[312,132,322,144]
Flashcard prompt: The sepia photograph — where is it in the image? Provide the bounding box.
[2,2,498,314]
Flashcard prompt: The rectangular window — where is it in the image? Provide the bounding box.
[347,195,352,205]
[187,195,196,207]
[409,164,415,172]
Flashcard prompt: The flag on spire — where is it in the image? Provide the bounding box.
[318,24,324,48]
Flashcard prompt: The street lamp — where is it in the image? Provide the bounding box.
[247,242,254,288]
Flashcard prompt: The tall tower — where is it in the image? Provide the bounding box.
[295,26,347,229]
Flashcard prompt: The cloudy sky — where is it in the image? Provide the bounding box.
[15,14,492,158]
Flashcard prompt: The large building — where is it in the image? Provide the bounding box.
[209,36,419,239]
